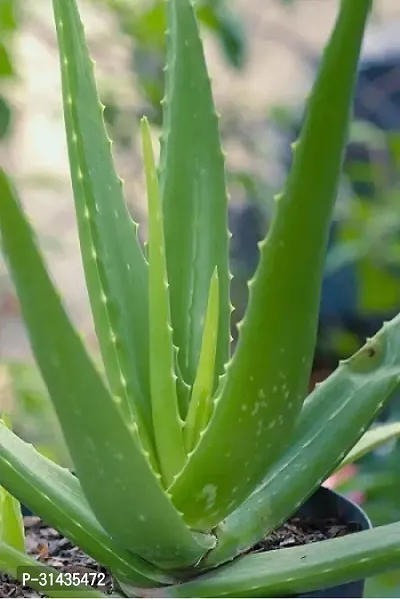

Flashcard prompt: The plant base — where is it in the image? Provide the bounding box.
[2,487,371,598]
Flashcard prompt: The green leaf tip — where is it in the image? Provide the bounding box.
[184,267,220,453]
[168,0,372,530]
[52,0,156,466]
[160,0,231,392]
[141,116,186,487]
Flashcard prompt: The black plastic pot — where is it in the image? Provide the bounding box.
[297,486,372,598]
[21,485,371,598]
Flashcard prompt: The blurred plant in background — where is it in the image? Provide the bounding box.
[0,363,71,467]
[0,0,19,312]
[0,0,17,141]
[91,0,247,139]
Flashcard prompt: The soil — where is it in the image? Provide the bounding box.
[249,516,361,554]
[0,517,114,598]
[0,513,362,597]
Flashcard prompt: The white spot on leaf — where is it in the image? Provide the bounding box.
[199,484,217,510]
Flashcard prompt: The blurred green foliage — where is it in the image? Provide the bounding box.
[0,363,72,467]
[0,0,18,140]
[92,0,246,134]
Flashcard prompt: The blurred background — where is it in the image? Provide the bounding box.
[1,0,400,595]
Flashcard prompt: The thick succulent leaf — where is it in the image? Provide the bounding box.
[141,117,186,486]
[0,170,215,568]
[169,0,371,529]
[184,268,219,453]
[0,422,172,586]
[52,0,154,455]
[0,417,24,553]
[175,360,191,419]
[0,541,107,598]
[162,523,400,598]
[206,318,400,566]
[159,0,230,389]
[0,490,24,553]
[337,421,400,470]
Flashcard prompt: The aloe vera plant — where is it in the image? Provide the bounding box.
[0,0,400,596]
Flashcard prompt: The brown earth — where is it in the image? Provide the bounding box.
[0,513,360,597]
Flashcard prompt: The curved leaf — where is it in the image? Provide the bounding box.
[184,268,219,453]
[142,117,186,486]
[0,170,214,568]
[163,523,400,598]
[0,422,172,586]
[337,421,400,470]
[0,417,24,554]
[0,489,24,553]
[207,318,400,566]
[52,0,155,457]
[159,0,230,391]
[169,0,372,529]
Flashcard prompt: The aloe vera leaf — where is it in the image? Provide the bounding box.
[184,268,219,453]
[141,117,186,486]
[52,0,155,454]
[0,417,24,553]
[0,422,172,586]
[0,491,24,554]
[163,523,400,598]
[159,0,230,390]
[0,170,215,568]
[206,318,400,566]
[169,0,371,529]
[175,361,191,419]
[336,421,400,471]
[0,541,107,598]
